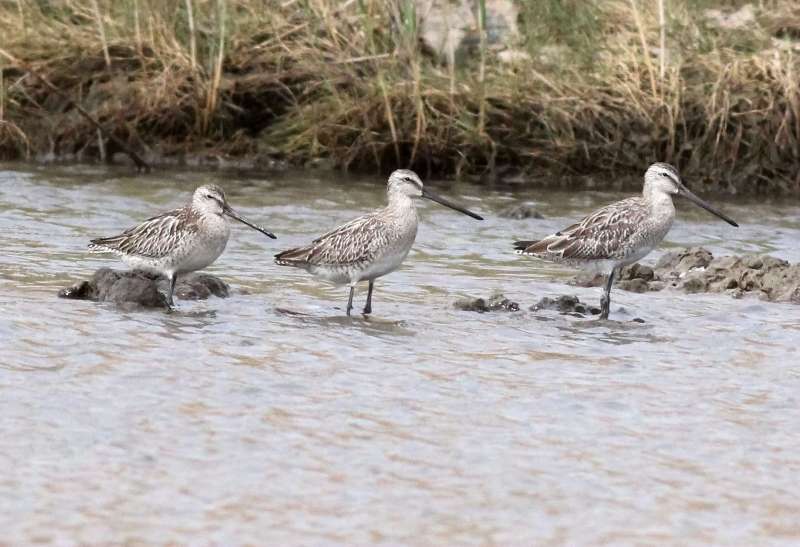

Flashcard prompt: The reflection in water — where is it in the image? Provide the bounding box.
[558,319,669,347]
[1,165,800,543]
[276,307,414,337]
[512,315,669,347]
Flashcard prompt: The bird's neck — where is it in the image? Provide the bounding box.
[386,190,415,210]
[644,187,676,219]
[196,207,227,228]
[383,192,418,225]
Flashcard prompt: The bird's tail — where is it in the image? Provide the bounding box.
[274,247,311,267]
[88,237,119,254]
[513,240,538,255]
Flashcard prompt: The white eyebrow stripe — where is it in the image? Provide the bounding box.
[660,170,679,183]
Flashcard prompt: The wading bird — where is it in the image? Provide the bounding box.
[514,162,738,319]
[89,184,276,307]
[275,169,483,315]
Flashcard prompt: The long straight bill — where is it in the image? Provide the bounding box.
[422,189,483,220]
[677,186,738,227]
[224,205,277,238]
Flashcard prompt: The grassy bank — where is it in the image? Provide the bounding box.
[1,1,799,194]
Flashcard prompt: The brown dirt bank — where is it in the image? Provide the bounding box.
[2,2,800,194]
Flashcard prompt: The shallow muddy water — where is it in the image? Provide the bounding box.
[1,164,799,544]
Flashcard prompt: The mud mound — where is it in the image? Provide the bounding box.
[59,268,230,309]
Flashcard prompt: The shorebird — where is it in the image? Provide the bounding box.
[275,169,483,315]
[88,184,276,307]
[514,162,738,320]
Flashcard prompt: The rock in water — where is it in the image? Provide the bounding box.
[617,263,655,293]
[176,273,230,300]
[655,247,713,273]
[454,292,520,312]
[531,295,601,316]
[569,247,800,304]
[59,268,230,309]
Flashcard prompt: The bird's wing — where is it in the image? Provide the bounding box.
[89,209,197,258]
[276,213,391,267]
[520,198,648,261]
[308,212,395,266]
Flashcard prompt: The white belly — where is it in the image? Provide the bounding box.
[308,246,411,285]
[120,254,170,276]
[621,243,656,266]
[307,264,351,285]
[357,245,412,282]
[178,215,230,273]
[175,235,228,273]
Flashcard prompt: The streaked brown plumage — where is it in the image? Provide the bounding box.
[90,208,202,259]
[275,169,482,316]
[514,197,658,266]
[89,184,275,308]
[514,162,738,320]
[275,213,400,271]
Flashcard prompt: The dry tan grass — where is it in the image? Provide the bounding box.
[1,0,799,193]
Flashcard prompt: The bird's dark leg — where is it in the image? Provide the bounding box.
[167,273,177,309]
[599,268,616,320]
[346,286,355,316]
[363,280,374,315]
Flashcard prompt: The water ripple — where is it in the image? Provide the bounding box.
[1,165,799,543]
